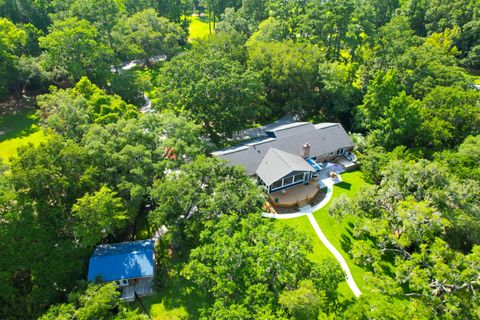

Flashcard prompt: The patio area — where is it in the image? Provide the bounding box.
[268,179,322,208]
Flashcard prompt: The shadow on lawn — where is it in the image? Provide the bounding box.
[136,258,210,319]
[341,232,353,254]
[336,181,352,190]
[0,111,40,143]
[195,16,210,23]
[159,275,205,317]
[340,223,356,256]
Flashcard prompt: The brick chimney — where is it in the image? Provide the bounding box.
[301,143,311,158]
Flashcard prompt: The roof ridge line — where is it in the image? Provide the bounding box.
[272,148,298,170]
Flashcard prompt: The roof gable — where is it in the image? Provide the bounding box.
[212,122,353,175]
[87,239,155,282]
[256,148,313,185]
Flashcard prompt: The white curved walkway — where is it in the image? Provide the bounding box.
[306,212,361,297]
[262,176,362,298]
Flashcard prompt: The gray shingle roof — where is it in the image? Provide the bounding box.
[256,148,314,185]
[212,122,353,175]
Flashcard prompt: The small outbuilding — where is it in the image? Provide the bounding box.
[87,239,156,302]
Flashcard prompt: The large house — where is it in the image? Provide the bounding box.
[87,239,157,302]
[212,122,354,193]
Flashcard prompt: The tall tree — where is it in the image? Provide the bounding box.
[40,282,147,319]
[153,49,265,140]
[247,40,322,116]
[418,86,480,150]
[0,0,50,30]
[68,0,122,49]
[38,18,113,84]
[37,77,138,140]
[182,214,345,318]
[149,156,265,249]
[0,17,26,98]
[301,0,355,60]
[72,186,128,248]
[112,8,186,63]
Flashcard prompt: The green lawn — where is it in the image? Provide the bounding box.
[134,210,156,240]
[312,171,372,297]
[279,215,332,264]
[188,15,211,42]
[277,171,372,299]
[0,109,49,162]
[132,259,210,320]
[134,171,372,318]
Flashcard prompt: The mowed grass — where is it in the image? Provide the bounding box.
[277,171,372,299]
[188,15,211,41]
[279,215,332,264]
[0,109,49,162]
[132,259,210,320]
[312,171,372,297]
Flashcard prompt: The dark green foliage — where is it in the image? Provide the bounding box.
[40,282,147,320]
[182,214,345,318]
[112,9,186,63]
[247,40,322,116]
[67,0,121,50]
[149,156,265,251]
[0,0,50,30]
[435,135,480,181]
[332,137,480,318]
[300,0,355,60]
[418,86,480,150]
[318,62,361,123]
[1,92,205,318]
[39,17,114,84]
[1,0,480,318]
[152,49,265,140]
[37,77,138,140]
[0,17,26,98]
[109,70,152,106]
[193,31,248,64]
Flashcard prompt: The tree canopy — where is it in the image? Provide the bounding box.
[1,0,479,318]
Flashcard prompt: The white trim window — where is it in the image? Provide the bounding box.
[294,173,304,182]
[271,180,282,190]
[284,176,294,185]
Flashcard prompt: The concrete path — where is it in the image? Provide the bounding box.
[306,212,362,297]
[140,93,152,113]
[262,175,362,298]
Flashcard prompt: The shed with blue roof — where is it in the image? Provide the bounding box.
[87,239,158,302]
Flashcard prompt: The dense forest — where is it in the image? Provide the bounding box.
[0,0,479,319]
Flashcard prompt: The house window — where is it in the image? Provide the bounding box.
[271,180,282,190]
[117,279,129,286]
[294,173,304,182]
[337,148,343,155]
[284,176,294,185]
[329,152,334,156]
